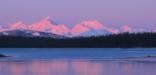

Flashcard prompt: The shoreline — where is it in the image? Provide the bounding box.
[0,56,156,62]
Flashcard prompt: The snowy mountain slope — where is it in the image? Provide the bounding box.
[0,30,65,39]
[0,17,153,37]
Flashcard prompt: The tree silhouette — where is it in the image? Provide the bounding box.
[0,32,156,48]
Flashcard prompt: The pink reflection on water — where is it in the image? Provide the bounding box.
[31,61,51,75]
[50,60,68,70]
[0,60,103,75]
[120,63,132,75]
[10,63,23,75]
[72,60,102,75]
[49,60,68,75]
[0,59,156,75]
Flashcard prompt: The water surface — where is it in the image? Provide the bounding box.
[0,48,156,75]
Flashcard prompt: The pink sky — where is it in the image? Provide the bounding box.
[0,0,156,29]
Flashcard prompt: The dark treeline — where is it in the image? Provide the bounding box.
[0,32,156,48]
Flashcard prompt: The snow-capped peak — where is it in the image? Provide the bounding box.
[0,17,147,37]
[80,20,105,30]
[70,20,119,36]
[29,17,70,35]
[29,17,54,32]
[120,25,132,32]
[9,21,27,30]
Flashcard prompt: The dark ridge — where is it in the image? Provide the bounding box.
[0,32,156,48]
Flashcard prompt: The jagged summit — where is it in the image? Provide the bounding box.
[0,17,152,37]
[9,21,27,30]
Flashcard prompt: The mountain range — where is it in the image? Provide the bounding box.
[0,17,154,37]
